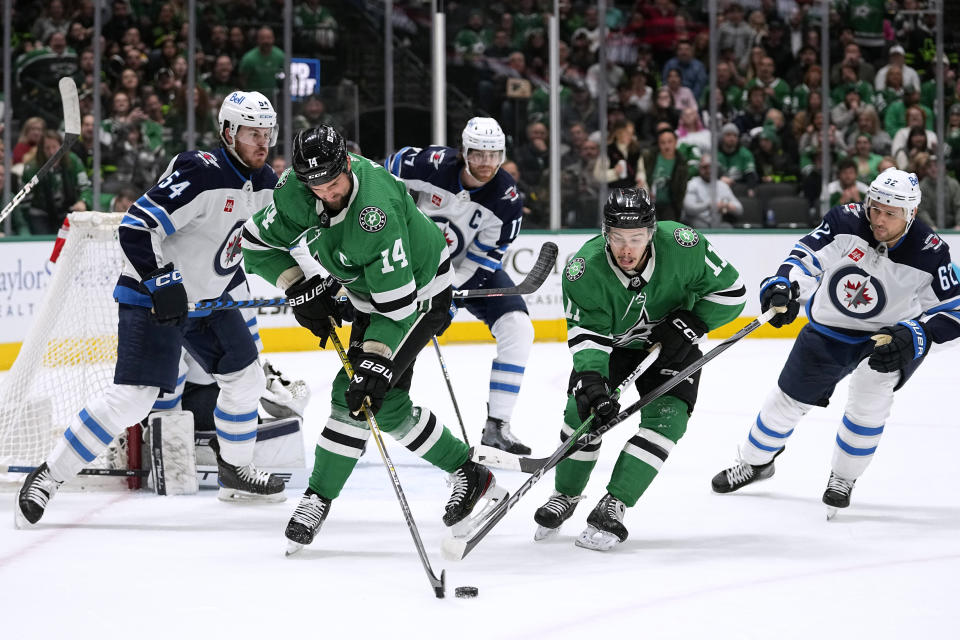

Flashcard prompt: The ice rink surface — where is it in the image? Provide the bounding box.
[1,337,958,639]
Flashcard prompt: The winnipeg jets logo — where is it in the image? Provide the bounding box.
[502,186,519,202]
[433,217,464,257]
[430,149,446,169]
[214,221,246,276]
[196,150,220,167]
[828,266,886,319]
[922,233,944,252]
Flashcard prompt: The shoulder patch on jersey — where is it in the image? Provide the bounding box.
[430,148,446,169]
[195,150,220,167]
[359,206,387,232]
[921,233,945,252]
[674,227,700,247]
[276,167,292,189]
[502,185,520,202]
[565,257,586,281]
[843,202,863,215]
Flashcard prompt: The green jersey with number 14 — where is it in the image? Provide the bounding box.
[563,222,746,377]
[242,154,451,352]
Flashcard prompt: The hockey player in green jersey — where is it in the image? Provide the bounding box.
[534,187,746,551]
[241,126,503,553]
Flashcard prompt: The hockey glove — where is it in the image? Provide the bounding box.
[143,263,187,327]
[759,276,800,328]
[571,371,620,428]
[648,309,708,365]
[285,275,345,347]
[346,352,394,417]
[868,321,929,373]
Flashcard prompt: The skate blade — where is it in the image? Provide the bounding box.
[826,506,839,521]
[448,485,508,539]
[285,540,304,556]
[440,535,468,561]
[218,487,287,503]
[533,525,559,542]
[574,525,621,551]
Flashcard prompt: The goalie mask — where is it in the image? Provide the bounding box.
[865,167,921,234]
[461,116,506,181]
[218,91,278,166]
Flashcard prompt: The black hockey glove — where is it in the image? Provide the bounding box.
[759,276,800,329]
[648,309,708,365]
[285,275,345,347]
[571,371,620,428]
[346,352,394,417]
[142,263,187,327]
[868,321,929,373]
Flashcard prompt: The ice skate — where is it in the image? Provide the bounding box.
[210,438,286,502]
[533,491,583,541]
[480,416,531,455]
[823,471,856,520]
[711,447,784,494]
[285,489,332,555]
[14,463,63,529]
[444,460,507,538]
[576,493,627,552]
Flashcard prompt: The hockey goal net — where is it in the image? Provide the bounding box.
[0,212,140,488]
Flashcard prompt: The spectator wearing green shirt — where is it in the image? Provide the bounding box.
[238,26,284,100]
[745,57,791,113]
[883,87,934,138]
[850,133,884,183]
[454,10,491,65]
[637,127,689,222]
[830,62,874,106]
[791,65,822,115]
[872,65,907,117]
[717,123,758,193]
[14,130,91,235]
[294,0,338,51]
[700,60,743,113]
[827,158,869,207]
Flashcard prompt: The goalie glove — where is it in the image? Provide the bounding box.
[143,263,187,327]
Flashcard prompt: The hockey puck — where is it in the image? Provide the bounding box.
[454,586,479,598]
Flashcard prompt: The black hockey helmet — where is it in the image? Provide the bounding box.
[602,187,656,232]
[292,125,348,187]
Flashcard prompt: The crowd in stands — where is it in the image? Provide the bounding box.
[448,0,960,230]
[1,0,958,236]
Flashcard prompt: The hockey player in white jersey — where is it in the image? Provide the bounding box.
[711,168,960,516]
[15,91,285,528]
[387,117,534,455]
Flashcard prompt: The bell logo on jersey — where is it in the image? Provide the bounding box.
[213,221,246,276]
[502,186,519,202]
[827,266,887,319]
[224,198,234,213]
[847,248,864,262]
[431,193,443,208]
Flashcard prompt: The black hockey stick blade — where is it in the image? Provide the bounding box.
[446,311,775,560]
[453,242,558,300]
[2,465,150,478]
[0,78,81,225]
[434,569,446,599]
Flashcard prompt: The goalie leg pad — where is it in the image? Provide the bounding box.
[212,360,265,466]
[147,411,198,495]
[48,383,159,481]
[832,360,897,480]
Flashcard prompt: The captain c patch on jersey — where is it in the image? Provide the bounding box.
[827,265,887,319]
[359,206,387,232]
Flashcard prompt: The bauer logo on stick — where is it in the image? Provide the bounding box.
[359,206,387,232]
[565,257,586,281]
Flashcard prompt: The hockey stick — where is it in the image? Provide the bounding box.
[2,465,150,478]
[327,323,446,599]
[475,343,663,473]
[442,308,777,561]
[432,337,470,446]
[187,242,559,312]
[0,78,81,226]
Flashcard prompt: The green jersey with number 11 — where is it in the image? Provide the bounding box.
[563,222,746,377]
[242,154,451,352]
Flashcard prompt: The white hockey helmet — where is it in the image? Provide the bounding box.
[461,116,506,179]
[866,167,921,223]
[218,91,278,155]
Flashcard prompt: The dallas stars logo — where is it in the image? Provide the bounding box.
[565,257,586,281]
[674,227,700,247]
[843,279,873,308]
[359,206,387,232]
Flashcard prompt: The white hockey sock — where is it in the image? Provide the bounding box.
[212,361,265,466]
[831,361,897,479]
[47,384,159,481]
[742,388,812,466]
[487,311,533,421]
